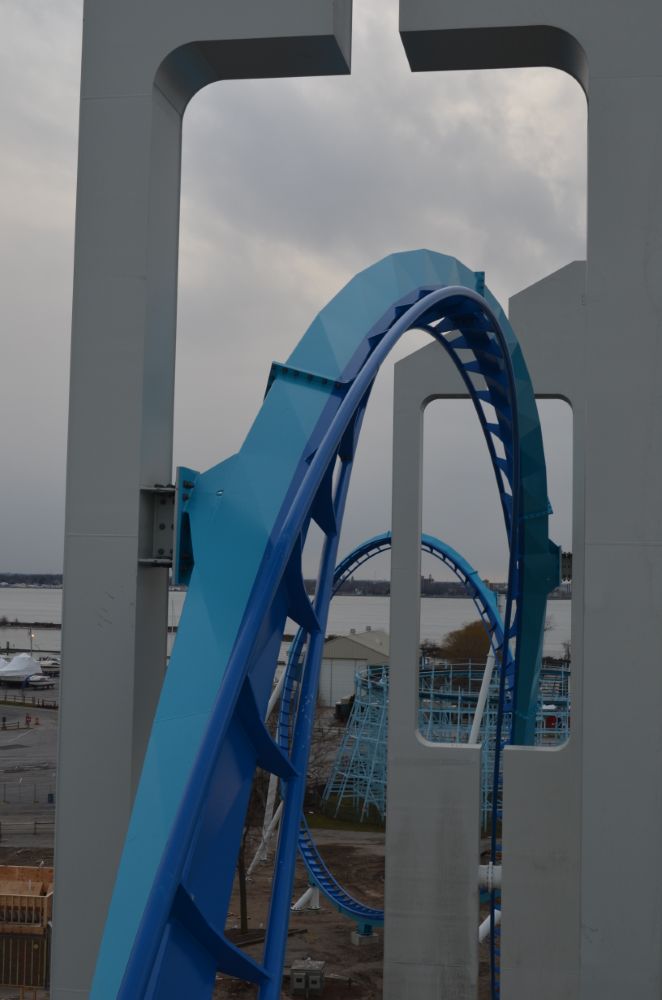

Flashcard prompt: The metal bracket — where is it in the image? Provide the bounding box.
[138,485,175,567]
[265,361,349,398]
[173,467,199,586]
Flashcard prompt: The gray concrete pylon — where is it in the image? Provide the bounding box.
[385,264,585,997]
[386,346,481,998]
[502,263,585,1000]
[54,5,351,998]
[399,3,662,996]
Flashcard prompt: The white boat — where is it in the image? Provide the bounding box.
[0,653,55,688]
[38,655,61,673]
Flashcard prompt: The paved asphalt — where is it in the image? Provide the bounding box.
[0,683,58,849]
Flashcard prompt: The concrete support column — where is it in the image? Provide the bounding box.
[580,72,662,998]
[385,348,481,999]
[54,4,351,997]
[501,262,586,999]
[53,77,184,1000]
[398,2,662,993]
[385,263,585,997]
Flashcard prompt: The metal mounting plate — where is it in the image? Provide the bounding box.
[139,485,175,567]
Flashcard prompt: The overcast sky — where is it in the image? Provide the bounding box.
[0,1,586,579]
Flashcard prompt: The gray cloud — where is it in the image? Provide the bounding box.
[0,0,583,576]
[0,1,80,572]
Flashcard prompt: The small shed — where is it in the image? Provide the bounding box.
[291,957,326,995]
[319,628,389,706]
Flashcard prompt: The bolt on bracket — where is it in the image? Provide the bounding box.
[138,484,175,567]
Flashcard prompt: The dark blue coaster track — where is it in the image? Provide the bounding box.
[279,530,511,931]
[91,250,559,999]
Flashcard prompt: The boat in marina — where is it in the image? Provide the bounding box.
[0,653,56,688]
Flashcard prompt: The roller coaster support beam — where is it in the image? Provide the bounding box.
[54,5,351,998]
[469,593,503,745]
[291,886,320,912]
[399,1,662,995]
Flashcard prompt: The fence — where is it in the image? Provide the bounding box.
[0,695,57,711]
[0,821,55,843]
[1,783,55,807]
[0,867,53,988]
[0,893,50,930]
[0,933,50,989]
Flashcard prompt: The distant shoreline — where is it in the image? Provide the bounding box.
[0,580,572,600]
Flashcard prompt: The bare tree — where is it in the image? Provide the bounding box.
[236,769,271,933]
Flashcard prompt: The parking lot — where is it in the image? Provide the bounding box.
[0,687,58,853]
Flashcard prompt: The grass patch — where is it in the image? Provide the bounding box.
[305,811,385,834]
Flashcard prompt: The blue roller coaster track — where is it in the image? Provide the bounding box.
[91,249,559,999]
[278,529,510,932]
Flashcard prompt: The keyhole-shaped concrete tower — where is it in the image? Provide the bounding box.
[390,2,662,998]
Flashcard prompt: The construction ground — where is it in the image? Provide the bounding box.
[0,691,494,998]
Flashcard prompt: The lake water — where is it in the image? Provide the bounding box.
[0,587,571,658]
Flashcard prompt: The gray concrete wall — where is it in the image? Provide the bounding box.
[54,4,351,998]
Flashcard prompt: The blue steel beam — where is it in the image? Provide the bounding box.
[91,250,558,999]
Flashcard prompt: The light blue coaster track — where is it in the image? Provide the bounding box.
[91,250,559,999]
[279,530,510,932]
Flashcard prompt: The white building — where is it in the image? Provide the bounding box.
[319,628,390,706]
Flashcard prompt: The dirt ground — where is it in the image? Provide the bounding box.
[0,837,493,998]
[213,828,384,999]
[0,847,54,867]
[0,699,494,1000]
[213,825,493,999]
